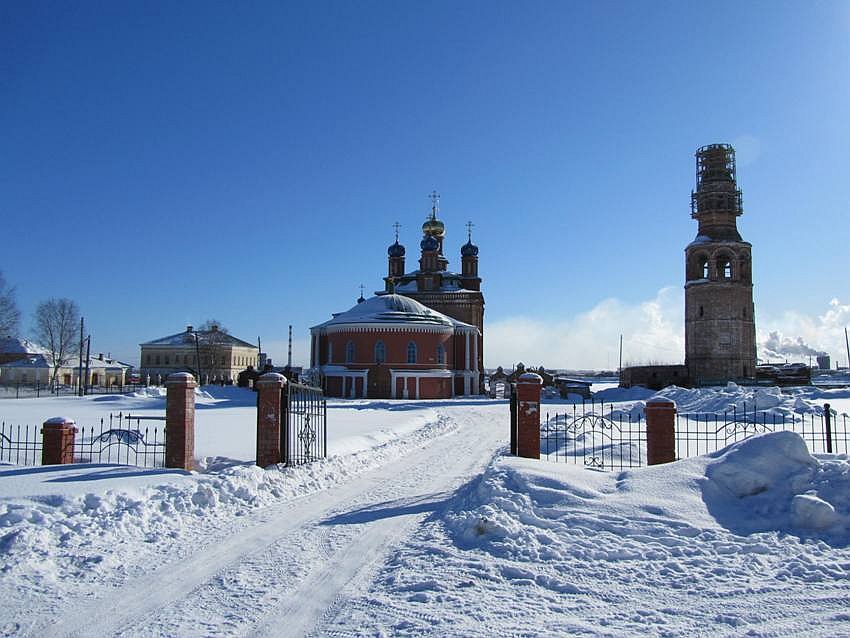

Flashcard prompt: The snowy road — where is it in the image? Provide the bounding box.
[29,405,504,638]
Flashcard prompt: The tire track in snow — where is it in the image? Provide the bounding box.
[252,410,502,637]
[35,406,503,638]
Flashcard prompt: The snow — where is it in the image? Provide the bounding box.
[313,293,463,329]
[2,387,850,635]
[592,382,850,419]
[340,432,850,635]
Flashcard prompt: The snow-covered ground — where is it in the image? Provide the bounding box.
[2,386,850,636]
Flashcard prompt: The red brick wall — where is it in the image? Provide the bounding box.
[319,329,455,369]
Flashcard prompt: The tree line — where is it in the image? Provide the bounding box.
[2,270,83,387]
[2,270,236,386]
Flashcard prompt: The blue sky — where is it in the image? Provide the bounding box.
[2,1,848,369]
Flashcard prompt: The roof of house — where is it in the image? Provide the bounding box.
[2,354,130,370]
[0,337,48,355]
[140,329,257,349]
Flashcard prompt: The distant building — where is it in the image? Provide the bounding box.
[684,144,757,384]
[621,144,757,389]
[140,325,258,384]
[817,354,831,371]
[0,350,129,387]
[310,294,480,399]
[0,337,46,365]
[381,193,484,388]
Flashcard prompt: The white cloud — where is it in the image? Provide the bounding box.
[485,287,685,370]
[758,298,850,367]
[485,291,850,371]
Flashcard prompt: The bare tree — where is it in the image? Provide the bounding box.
[0,271,21,337]
[32,298,80,387]
[197,319,229,382]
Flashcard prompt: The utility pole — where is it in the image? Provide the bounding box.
[78,317,85,396]
[257,336,262,369]
[845,326,850,372]
[618,334,623,373]
[83,335,91,395]
[287,325,292,368]
[193,330,203,385]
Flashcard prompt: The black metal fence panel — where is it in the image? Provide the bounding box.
[283,382,327,466]
[0,413,165,468]
[676,403,849,459]
[542,401,647,470]
[0,383,145,400]
[0,422,42,465]
[75,413,166,468]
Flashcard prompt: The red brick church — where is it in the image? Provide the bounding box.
[310,193,484,398]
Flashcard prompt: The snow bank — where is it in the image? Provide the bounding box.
[702,431,850,541]
[0,413,457,584]
[446,432,850,561]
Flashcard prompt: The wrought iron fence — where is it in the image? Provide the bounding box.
[75,413,166,467]
[675,403,849,458]
[534,401,848,472]
[542,401,646,470]
[0,413,165,468]
[283,382,327,466]
[0,382,145,400]
[0,422,42,465]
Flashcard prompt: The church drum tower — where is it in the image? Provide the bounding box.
[684,144,757,385]
[382,193,485,393]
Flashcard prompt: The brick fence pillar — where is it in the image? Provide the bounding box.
[165,372,197,470]
[256,373,287,468]
[516,372,543,459]
[42,417,77,465]
[645,397,676,465]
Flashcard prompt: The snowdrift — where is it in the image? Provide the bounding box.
[447,431,850,557]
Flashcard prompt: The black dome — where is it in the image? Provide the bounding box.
[387,241,406,257]
[461,240,479,257]
[420,235,439,251]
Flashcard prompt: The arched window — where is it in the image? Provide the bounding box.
[436,343,445,364]
[374,341,386,364]
[701,260,709,279]
[407,341,417,364]
[345,341,355,363]
[717,257,732,280]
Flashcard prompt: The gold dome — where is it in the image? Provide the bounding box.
[422,217,445,238]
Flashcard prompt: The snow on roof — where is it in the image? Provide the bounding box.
[2,354,130,370]
[2,354,53,368]
[313,294,472,330]
[0,337,47,355]
[141,329,257,349]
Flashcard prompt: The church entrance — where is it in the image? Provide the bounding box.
[367,365,391,399]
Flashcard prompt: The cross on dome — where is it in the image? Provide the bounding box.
[429,190,440,219]
[392,221,401,241]
[466,221,475,242]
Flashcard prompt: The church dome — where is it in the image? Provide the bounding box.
[420,235,439,251]
[318,294,456,328]
[461,240,479,257]
[387,240,406,257]
[422,217,445,238]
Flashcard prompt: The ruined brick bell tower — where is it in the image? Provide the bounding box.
[685,144,757,384]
